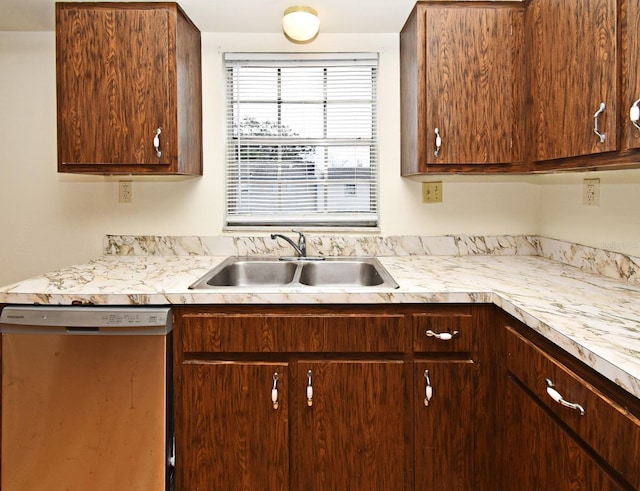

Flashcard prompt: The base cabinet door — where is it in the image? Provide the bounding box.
[178,362,290,491]
[294,360,409,490]
[505,376,624,491]
[414,361,479,490]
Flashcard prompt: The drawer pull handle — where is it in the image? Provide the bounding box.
[434,128,442,157]
[593,102,606,143]
[426,329,459,341]
[271,372,280,410]
[630,98,640,132]
[423,370,433,407]
[545,379,584,416]
[153,127,163,157]
[306,370,313,407]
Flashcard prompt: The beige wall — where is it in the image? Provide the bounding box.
[0,30,637,286]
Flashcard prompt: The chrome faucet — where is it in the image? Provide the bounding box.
[271,230,307,257]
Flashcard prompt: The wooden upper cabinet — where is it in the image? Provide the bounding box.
[621,0,640,151]
[400,2,526,174]
[526,0,618,164]
[55,2,202,175]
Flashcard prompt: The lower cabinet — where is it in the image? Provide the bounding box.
[503,320,640,490]
[505,374,624,491]
[173,305,640,490]
[172,305,490,491]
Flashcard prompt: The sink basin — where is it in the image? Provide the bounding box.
[299,261,387,286]
[188,257,399,289]
[191,258,298,287]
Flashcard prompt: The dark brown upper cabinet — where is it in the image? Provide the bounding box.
[525,0,618,167]
[526,0,640,171]
[55,2,202,175]
[400,2,526,175]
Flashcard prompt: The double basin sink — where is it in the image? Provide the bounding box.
[189,256,399,289]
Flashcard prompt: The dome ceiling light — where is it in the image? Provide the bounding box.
[282,6,320,43]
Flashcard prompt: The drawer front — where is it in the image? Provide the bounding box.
[180,312,407,353]
[506,326,640,489]
[412,310,475,353]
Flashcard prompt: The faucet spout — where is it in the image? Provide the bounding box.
[271,231,307,257]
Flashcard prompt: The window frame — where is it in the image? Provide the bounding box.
[223,52,380,229]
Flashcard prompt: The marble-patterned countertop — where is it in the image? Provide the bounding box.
[1,253,639,400]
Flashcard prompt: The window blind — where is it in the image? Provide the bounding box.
[224,53,379,227]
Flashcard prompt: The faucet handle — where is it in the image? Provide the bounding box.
[292,230,307,257]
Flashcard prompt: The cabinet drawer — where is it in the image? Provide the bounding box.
[412,309,475,353]
[506,326,640,489]
[180,311,407,353]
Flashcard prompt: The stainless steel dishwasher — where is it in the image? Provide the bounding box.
[0,306,174,491]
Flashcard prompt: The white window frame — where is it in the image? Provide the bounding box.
[224,52,379,228]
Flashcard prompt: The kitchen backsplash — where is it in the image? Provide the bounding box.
[104,234,639,285]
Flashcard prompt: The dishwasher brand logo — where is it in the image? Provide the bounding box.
[4,315,25,320]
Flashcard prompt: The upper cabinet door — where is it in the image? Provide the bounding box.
[621,0,640,151]
[56,3,202,175]
[401,3,525,175]
[424,7,519,166]
[526,0,617,162]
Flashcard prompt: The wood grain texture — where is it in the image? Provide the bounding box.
[294,360,408,490]
[177,362,290,491]
[55,3,201,175]
[400,3,525,174]
[506,326,640,489]
[620,0,640,151]
[505,375,625,490]
[526,0,618,162]
[173,304,493,490]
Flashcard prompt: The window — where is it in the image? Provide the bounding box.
[224,53,379,227]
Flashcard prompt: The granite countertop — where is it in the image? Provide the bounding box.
[1,249,639,400]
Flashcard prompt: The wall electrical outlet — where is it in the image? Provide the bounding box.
[583,178,600,207]
[119,180,132,203]
[422,181,443,203]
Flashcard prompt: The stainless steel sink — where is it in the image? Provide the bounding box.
[188,257,399,289]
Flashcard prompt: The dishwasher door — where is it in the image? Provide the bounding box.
[0,306,173,491]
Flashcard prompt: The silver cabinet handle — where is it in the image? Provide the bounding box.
[153,127,163,157]
[425,329,459,341]
[593,102,606,143]
[545,378,584,415]
[423,369,433,407]
[434,128,442,157]
[271,372,280,410]
[630,98,640,132]
[306,370,313,407]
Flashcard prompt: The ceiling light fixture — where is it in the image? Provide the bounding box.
[282,6,320,44]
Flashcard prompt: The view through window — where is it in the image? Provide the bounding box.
[224,53,379,227]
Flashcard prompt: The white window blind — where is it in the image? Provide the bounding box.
[224,53,379,227]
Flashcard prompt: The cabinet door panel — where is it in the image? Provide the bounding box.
[505,376,625,490]
[414,361,478,490]
[527,0,617,161]
[425,7,516,165]
[56,7,170,166]
[295,360,407,490]
[622,0,640,150]
[178,362,289,491]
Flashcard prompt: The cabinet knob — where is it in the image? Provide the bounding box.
[630,98,640,132]
[545,378,584,416]
[593,102,606,143]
